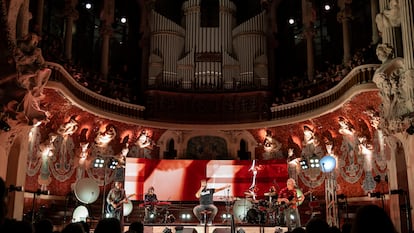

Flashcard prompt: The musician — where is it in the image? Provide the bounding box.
[106,181,127,220]
[277,178,304,231]
[193,179,230,225]
[144,186,158,222]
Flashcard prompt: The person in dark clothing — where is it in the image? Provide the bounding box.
[192,179,230,225]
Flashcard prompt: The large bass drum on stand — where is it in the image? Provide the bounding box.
[233,199,252,223]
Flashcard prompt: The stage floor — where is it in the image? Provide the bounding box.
[135,224,290,233]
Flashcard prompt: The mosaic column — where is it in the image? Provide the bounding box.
[35,0,44,35]
[302,0,315,81]
[337,0,352,63]
[63,0,79,61]
[370,0,380,44]
[100,0,115,79]
[400,0,414,69]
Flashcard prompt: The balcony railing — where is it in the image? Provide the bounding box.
[45,62,145,119]
[45,62,379,123]
[270,64,379,119]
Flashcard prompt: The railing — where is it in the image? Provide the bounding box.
[45,62,145,119]
[45,62,379,123]
[270,64,379,119]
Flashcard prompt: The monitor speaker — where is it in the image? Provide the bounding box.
[212,228,231,233]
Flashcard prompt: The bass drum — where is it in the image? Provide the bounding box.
[72,205,89,223]
[123,200,133,216]
[233,199,252,223]
[74,178,100,204]
[246,208,266,224]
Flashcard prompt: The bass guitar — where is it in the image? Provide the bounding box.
[107,194,135,213]
[279,190,311,209]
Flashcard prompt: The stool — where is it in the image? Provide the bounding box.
[199,210,212,224]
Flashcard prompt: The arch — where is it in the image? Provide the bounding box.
[158,129,257,159]
[237,139,251,160]
[5,132,29,220]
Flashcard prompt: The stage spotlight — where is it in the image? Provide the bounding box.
[162,227,172,233]
[309,155,320,168]
[299,158,309,170]
[320,155,336,173]
[108,158,118,170]
[0,119,11,132]
[93,157,105,168]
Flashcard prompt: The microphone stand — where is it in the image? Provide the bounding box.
[224,188,231,223]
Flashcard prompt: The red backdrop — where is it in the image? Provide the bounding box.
[125,158,289,201]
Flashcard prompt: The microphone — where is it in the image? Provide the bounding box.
[390,189,405,195]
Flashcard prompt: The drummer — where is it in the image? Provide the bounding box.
[144,186,158,222]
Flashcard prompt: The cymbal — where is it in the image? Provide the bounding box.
[244,191,255,196]
[264,192,277,196]
[246,198,259,203]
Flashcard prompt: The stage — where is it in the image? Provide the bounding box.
[139,224,290,233]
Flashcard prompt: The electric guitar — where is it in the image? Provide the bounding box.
[279,190,311,209]
[107,194,135,213]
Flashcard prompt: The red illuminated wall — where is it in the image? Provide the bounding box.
[125,158,288,201]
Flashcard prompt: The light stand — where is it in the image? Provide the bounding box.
[320,155,338,227]
[101,165,107,219]
[223,188,232,224]
[93,157,108,219]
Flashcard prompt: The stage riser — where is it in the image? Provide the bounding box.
[140,226,289,233]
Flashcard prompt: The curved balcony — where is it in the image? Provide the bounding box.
[270,64,379,120]
[45,62,145,119]
[45,62,379,124]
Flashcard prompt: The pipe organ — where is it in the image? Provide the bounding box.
[148,0,268,91]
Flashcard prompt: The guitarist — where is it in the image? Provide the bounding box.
[277,178,304,231]
[106,181,128,219]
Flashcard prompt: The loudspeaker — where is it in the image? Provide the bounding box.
[212,228,231,233]
[182,229,197,233]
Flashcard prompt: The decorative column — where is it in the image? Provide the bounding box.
[16,0,31,40]
[400,0,414,69]
[376,0,402,57]
[63,0,79,61]
[337,0,352,63]
[35,0,44,35]
[370,0,380,44]
[302,0,315,81]
[399,0,414,230]
[100,0,115,79]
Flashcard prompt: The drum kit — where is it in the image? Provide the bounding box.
[231,187,301,225]
[140,201,173,223]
